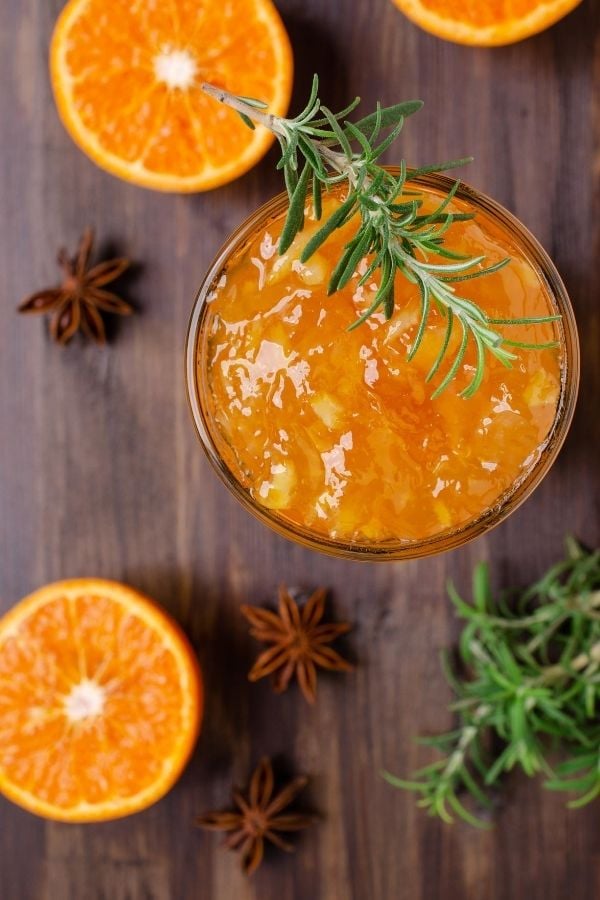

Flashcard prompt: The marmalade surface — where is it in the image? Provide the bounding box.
[199,188,562,544]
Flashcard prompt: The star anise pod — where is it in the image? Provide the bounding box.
[196,757,317,875]
[241,586,353,704]
[18,227,132,344]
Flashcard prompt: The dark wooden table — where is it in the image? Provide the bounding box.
[1,0,599,897]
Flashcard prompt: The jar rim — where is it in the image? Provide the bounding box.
[185,172,580,561]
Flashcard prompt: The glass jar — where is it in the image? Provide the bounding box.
[186,172,579,560]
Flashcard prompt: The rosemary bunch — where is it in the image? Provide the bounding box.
[384,539,600,827]
[203,77,559,397]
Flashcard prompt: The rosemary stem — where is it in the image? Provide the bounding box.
[314,142,362,186]
[455,636,600,701]
[201,82,285,135]
[201,82,361,185]
[538,640,600,683]
[444,704,490,778]
[472,590,600,632]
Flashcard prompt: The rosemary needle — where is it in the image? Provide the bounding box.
[202,77,559,397]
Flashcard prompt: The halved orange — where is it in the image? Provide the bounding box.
[50,0,293,191]
[391,0,582,46]
[0,579,202,821]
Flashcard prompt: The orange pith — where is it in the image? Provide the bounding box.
[0,579,202,822]
[50,0,293,191]
[392,0,582,46]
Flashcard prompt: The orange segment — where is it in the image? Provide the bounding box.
[391,0,582,45]
[0,579,202,821]
[50,0,292,191]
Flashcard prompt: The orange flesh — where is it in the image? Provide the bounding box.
[63,1,278,173]
[201,188,562,544]
[416,0,571,27]
[0,583,200,819]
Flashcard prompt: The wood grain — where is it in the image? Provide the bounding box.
[1,0,599,897]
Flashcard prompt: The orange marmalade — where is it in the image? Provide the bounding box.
[199,186,563,545]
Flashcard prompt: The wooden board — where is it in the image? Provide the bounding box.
[0,0,598,897]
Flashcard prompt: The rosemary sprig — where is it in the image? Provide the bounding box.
[202,77,559,397]
[383,539,600,827]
